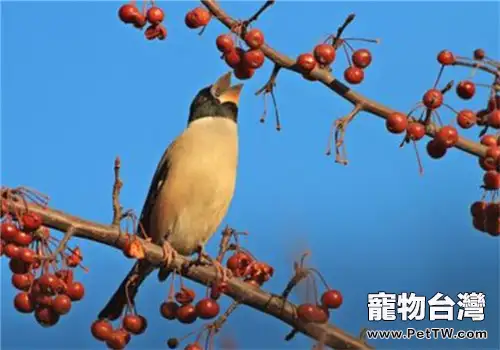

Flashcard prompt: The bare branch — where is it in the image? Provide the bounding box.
[201,0,488,159]
[112,156,123,227]
[2,195,373,350]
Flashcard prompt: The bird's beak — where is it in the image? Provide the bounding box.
[211,72,244,106]
[211,72,233,96]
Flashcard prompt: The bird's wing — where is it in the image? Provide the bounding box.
[137,140,177,241]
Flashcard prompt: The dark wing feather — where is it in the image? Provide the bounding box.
[137,141,176,241]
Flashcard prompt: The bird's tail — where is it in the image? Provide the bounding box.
[98,259,155,320]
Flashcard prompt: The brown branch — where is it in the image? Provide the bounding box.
[3,196,372,350]
[112,156,123,226]
[452,59,500,77]
[245,0,274,25]
[201,0,488,159]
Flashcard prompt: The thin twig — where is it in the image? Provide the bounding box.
[331,14,355,48]
[211,301,241,333]
[112,156,123,227]
[245,0,275,25]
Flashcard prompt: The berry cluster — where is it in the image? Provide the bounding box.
[296,40,374,85]
[91,314,147,349]
[160,284,221,325]
[1,208,85,326]
[471,200,499,236]
[118,1,167,41]
[213,29,266,80]
[297,289,343,323]
[381,48,499,236]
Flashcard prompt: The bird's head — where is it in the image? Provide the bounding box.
[188,72,244,124]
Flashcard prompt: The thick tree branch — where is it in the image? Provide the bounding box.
[3,198,372,350]
[201,0,488,158]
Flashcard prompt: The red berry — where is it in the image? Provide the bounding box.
[456,80,476,100]
[435,125,459,148]
[422,89,443,109]
[118,4,140,24]
[474,49,485,60]
[437,50,455,65]
[226,251,252,277]
[21,212,42,232]
[488,96,500,112]
[14,292,35,313]
[426,139,447,159]
[352,49,372,68]
[1,222,19,242]
[296,53,317,72]
[4,243,21,259]
[195,298,220,319]
[470,201,488,218]
[481,135,498,147]
[456,109,476,129]
[485,203,500,221]
[233,65,255,80]
[174,287,196,305]
[19,247,37,264]
[386,112,408,134]
[242,49,265,69]
[185,343,203,350]
[406,122,425,141]
[146,6,164,25]
[483,170,500,190]
[52,294,72,315]
[313,44,336,66]
[106,329,131,350]
[176,304,197,324]
[13,231,33,246]
[487,110,500,129]
[144,25,160,40]
[224,48,244,68]
[131,13,147,29]
[35,306,60,327]
[38,273,59,294]
[321,289,343,309]
[157,25,167,40]
[344,66,364,84]
[473,216,486,232]
[91,319,113,342]
[485,146,500,166]
[66,281,85,301]
[297,303,329,323]
[12,273,34,291]
[185,7,211,29]
[123,314,147,335]
[216,34,234,53]
[9,258,29,274]
[244,29,265,49]
[485,219,500,237]
[160,301,179,320]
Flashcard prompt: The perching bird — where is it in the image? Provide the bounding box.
[98,72,243,320]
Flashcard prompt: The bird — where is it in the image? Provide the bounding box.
[98,71,243,321]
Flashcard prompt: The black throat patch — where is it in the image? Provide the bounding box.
[188,87,238,124]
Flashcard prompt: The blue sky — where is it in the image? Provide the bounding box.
[1,1,499,349]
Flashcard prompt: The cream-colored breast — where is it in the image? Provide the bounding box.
[151,117,238,256]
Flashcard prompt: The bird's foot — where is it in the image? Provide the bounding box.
[161,241,177,269]
[183,246,229,282]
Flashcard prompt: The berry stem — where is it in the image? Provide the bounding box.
[210,300,240,334]
[433,65,445,88]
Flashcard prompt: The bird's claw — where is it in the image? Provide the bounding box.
[161,241,177,269]
[183,247,229,282]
